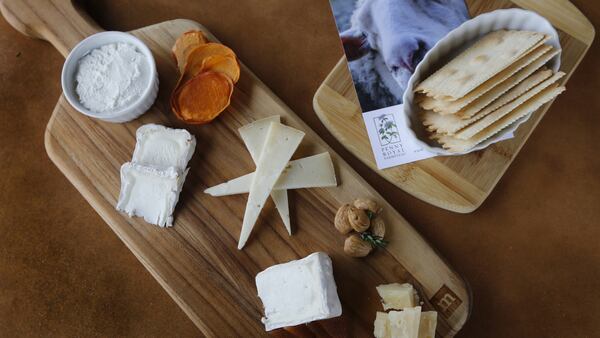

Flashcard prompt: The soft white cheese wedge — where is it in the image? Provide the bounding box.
[204,152,337,196]
[238,116,291,234]
[132,124,196,171]
[116,163,188,227]
[238,122,304,249]
[376,283,420,310]
[255,252,342,331]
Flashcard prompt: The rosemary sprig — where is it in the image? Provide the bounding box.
[366,210,375,220]
[360,231,388,248]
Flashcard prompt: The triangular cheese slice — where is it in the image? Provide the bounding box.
[238,122,304,249]
[238,116,291,234]
[204,152,336,196]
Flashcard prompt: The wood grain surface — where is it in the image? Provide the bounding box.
[2,1,600,337]
[313,0,595,213]
[0,0,470,336]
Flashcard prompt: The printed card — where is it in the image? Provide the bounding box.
[362,106,513,169]
[328,0,513,169]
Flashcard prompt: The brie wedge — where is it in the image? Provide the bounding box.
[238,116,291,234]
[132,124,196,171]
[238,122,304,249]
[116,163,188,227]
[203,152,337,196]
[255,252,342,331]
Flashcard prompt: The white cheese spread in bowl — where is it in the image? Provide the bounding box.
[61,31,158,123]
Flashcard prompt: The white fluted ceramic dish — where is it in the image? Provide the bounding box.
[403,8,561,155]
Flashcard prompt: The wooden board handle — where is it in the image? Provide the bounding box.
[0,0,102,57]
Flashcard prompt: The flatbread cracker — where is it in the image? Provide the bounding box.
[422,68,553,135]
[415,30,546,100]
[436,85,566,152]
[454,47,558,119]
[422,43,555,115]
[454,71,565,140]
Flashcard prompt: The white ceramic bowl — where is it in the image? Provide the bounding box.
[61,31,159,123]
[402,9,561,155]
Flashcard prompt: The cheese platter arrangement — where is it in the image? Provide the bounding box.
[1,0,471,337]
[314,0,594,213]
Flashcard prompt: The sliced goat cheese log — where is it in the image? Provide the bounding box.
[203,152,337,196]
[116,163,189,227]
[117,124,196,227]
[255,252,342,331]
[238,116,291,234]
[238,122,304,249]
[132,124,196,171]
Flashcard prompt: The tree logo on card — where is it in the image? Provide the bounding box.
[374,114,404,160]
[374,114,401,146]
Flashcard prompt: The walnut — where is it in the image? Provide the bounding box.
[370,217,386,238]
[344,234,372,257]
[348,206,370,232]
[334,204,353,234]
[353,198,381,214]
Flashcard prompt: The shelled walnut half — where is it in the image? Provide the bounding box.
[334,198,388,258]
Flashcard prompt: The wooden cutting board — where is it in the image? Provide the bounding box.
[313,0,595,213]
[0,0,471,336]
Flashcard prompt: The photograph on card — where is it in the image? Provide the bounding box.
[329,0,470,112]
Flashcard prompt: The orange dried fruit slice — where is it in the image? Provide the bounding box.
[172,30,207,73]
[181,43,236,80]
[174,71,233,124]
[201,55,240,83]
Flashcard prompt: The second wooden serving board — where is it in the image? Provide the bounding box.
[0,0,471,336]
[313,0,595,213]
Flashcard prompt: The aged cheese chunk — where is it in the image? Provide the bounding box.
[203,152,337,196]
[238,116,290,234]
[238,122,304,249]
[376,283,419,310]
[388,307,421,338]
[374,312,391,338]
[132,124,196,171]
[417,311,437,338]
[116,163,188,227]
[255,252,342,331]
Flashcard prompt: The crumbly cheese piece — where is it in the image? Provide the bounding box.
[238,116,290,234]
[116,163,188,227]
[255,252,342,331]
[203,152,337,196]
[376,283,419,310]
[388,307,421,338]
[417,311,437,338]
[238,122,304,249]
[374,312,391,338]
[132,124,196,171]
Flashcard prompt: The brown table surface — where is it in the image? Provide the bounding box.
[1,0,599,336]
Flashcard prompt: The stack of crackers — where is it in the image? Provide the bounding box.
[415,30,566,153]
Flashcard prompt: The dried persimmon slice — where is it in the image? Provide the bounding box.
[181,43,236,82]
[174,71,233,124]
[172,30,207,73]
[201,55,240,84]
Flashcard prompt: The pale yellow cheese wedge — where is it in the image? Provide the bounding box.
[376,283,419,310]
